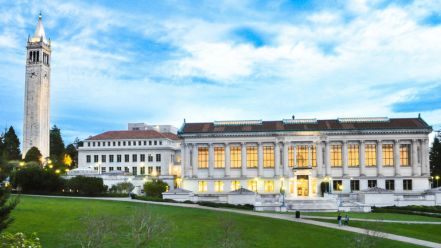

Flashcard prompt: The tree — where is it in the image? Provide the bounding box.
[430,134,441,178]
[66,176,107,196]
[2,126,21,161]
[24,147,42,164]
[12,164,64,193]
[65,143,78,167]
[0,131,4,160]
[143,179,168,198]
[50,125,65,162]
[0,157,18,231]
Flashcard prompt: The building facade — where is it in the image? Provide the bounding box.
[23,14,51,159]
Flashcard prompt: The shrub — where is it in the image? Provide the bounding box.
[143,179,168,198]
[12,164,65,193]
[0,232,42,248]
[24,147,42,164]
[109,182,134,194]
[66,176,107,196]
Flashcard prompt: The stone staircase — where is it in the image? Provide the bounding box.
[285,198,338,212]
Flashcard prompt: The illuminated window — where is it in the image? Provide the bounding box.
[311,145,317,167]
[263,146,274,168]
[198,181,208,192]
[214,181,224,192]
[214,147,225,168]
[348,144,359,167]
[264,180,274,193]
[246,146,258,168]
[333,180,343,191]
[230,146,241,168]
[248,180,257,192]
[288,146,294,167]
[368,180,377,188]
[331,145,342,167]
[231,180,241,191]
[198,147,208,168]
[382,144,394,166]
[296,145,308,167]
[365,144,377,167]
[400,144,410,167]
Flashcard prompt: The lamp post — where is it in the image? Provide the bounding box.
[436,176,440,188]
[431,176,434,188]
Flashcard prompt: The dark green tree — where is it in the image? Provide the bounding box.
[0,132,4,161]
[0,156,18,231]
[143,179,168,198]
[65,143,78,167]
[24,146,42,164]
[50,125,65,161]
[2,127,21,161]
[430,133,441,179]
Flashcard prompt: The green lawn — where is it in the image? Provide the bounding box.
[5,196,421,248]
[308,218,441,244]
[302,211,441,222]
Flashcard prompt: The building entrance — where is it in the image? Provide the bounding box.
[297,175,309,196]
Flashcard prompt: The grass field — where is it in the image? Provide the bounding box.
[308,218,441,244]
[4,196,422,248]
[302,211,441,222]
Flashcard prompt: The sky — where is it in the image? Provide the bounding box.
[0,0,440,144]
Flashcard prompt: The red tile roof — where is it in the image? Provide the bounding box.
[180,118,431,134]
[86,130,179,140]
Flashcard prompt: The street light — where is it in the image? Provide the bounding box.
[436,176,440,188]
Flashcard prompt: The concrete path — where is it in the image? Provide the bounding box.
[27,195,441,248]
[302,215,441,224]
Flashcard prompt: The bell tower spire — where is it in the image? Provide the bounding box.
[23,13,51,161]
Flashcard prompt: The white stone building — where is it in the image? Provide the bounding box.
[23,14,51,158]
[165,117,441,211]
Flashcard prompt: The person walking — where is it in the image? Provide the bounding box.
[337,213,342,227]
[344,214,349,226]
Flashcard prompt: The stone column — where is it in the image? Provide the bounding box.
[225,143,231,177]
[293,143,297,168]
[181,143,186,177]
[192,144,198,177]
[422,139,429,176]
[412,139,419,176]
[308,144,312,167]
[359,141,366,176]
[376,140,383,176]
[208,143,214,178]
[258,142,263,176]
[342,141,348,177]
[275,142,280,176]
[283,142,289,176]
[241,142,247,177]
[316,141,323,177]
[325,141,331,176]
[394,140,400,176]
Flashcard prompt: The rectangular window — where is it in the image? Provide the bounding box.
[288,146,294,167]
[109,155,114,163]
[86,155,91,163]
[128,141,131,146]
[214,147,225,168]
[124,167,129,173]
[148,154,153,162]
[348,144,359,167]
[117,166,121,171]
[264,180,274,192]
[148,166,153,175]
[143,141,147,145]
[156,166,161,175]
[368,180,377,188]
[386,180,395,191]
[382,144,394,166]
[132,167,137,176]
[117,155,122,163]
[230,146,241,168]
[246,146,258,168]
[198,147,208,168]
[87,142,90,147]
[93,142,95,147]
[350,180,360,191]
[403,179,412,191]
[132,154,137,162]
[311,145,317,167]
[101,167,106,173]
[231,180,241,191]
[365,144,377,167]
[94,155,99,163]
[198,181,208,192]
[159,141,162,145]
[101,155,106,163]
[123,141,126,146]
[138,141,142,146]
[140,167,145,175]
[109,167,114,171]
[263,146,274,168]
[400,144,410,166]
[333,180,343,191]
[214,181,224,192]
[296,145,308,167]
[154,141,157,145]
[331,145,342,167]
[118,141,121,146]
[248,180,257,192]
[156,154,161,162]
[140,154,145,162]
[125,154,130,162]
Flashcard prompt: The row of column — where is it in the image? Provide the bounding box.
[181,139,429,178]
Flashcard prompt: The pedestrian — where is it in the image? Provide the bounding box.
[337,213,342,227]
[344,214,349,226]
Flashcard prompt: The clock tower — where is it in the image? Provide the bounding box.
[23,13,51,160]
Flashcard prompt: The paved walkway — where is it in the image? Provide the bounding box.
[302,215,441,224]
[27,195,441,248]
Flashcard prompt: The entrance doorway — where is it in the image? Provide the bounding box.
[297,175,309,197]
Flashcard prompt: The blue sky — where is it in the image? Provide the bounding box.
[0,0,440,144]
